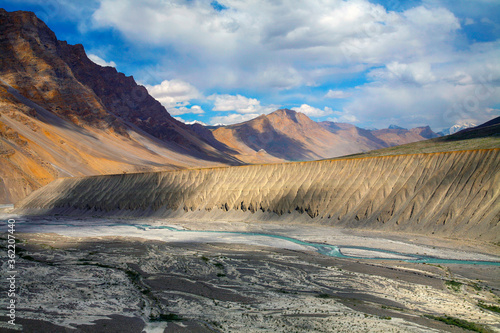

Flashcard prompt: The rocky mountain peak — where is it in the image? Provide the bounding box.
[388,124,408,130]
[1,9,240,161]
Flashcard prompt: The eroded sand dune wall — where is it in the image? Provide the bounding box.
[17,149,500,241]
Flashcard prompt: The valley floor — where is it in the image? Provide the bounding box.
[1,215,499,332]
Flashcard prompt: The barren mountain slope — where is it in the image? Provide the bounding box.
[212,109,382,162]
[212,109,439,162]
[371,126,439,146]
[0,79,231,204]
[17,149,500,242]
[338,117,500,159]
[0,9,240,204]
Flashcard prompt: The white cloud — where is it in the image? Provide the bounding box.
[480,17,494,24]
[84,0,499,129]
[325,90,352,99]
[169,105,204,116]
[256,66,304,90]
[91,0,463,91]
[88,54,116,67]
[371,62,436,86]
[210,113,261,125]
[292,104,335,118]
[209,94,279,114]
[344,46,500,129]
[145,79,201,108]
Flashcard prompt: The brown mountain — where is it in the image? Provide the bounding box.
[0,9,441,204]
[212,109,438,162]
[370,126,439,146]
[0,9,239,204]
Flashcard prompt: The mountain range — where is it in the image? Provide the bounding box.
[0,9,479,205]
[210,109,438,163]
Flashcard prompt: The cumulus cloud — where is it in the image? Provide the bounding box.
[64,0,498,129]
[90,0,463,90]
[88,54,116,67]
[256,66,304,90]
[372,62,436,86]
[344,46,500,129]
[292,104,335,118]
[145,79,201,108]
[209,94,279,114]
[169,105,204,116]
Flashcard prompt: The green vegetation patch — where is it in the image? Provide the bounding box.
[445,280,462,292]
[424,315,492,333]
[478,301,500,314]
[471,282,482,291]
[213,262,224,269]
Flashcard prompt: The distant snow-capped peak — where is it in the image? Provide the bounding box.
[174,117,208,126]
[440,122,477,136]
[449,122,476,134]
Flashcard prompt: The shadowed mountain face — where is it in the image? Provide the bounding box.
[0,9,240,204]
[212,109,439,162]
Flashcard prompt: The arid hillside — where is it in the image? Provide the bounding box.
[0,9,445,204]
[339,116,500,159]
[17,149,500,242]
[212,109,439,162]
[0,79,235,204]
[0,9,240,204]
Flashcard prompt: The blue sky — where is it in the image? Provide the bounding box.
[2,0,499,130]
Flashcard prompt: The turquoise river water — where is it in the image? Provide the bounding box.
[130,224,500,266]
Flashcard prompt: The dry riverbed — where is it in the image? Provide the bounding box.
[0,215,499,332]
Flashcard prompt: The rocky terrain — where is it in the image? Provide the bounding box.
[1,217,499,333]
[341,116,500,159]
[2,7,499,333]
[211,109,439,163]
[0,9,240,204]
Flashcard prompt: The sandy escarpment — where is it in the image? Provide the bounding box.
[17,149,500,242]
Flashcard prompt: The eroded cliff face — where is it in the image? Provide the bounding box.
[17,149,500,242]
